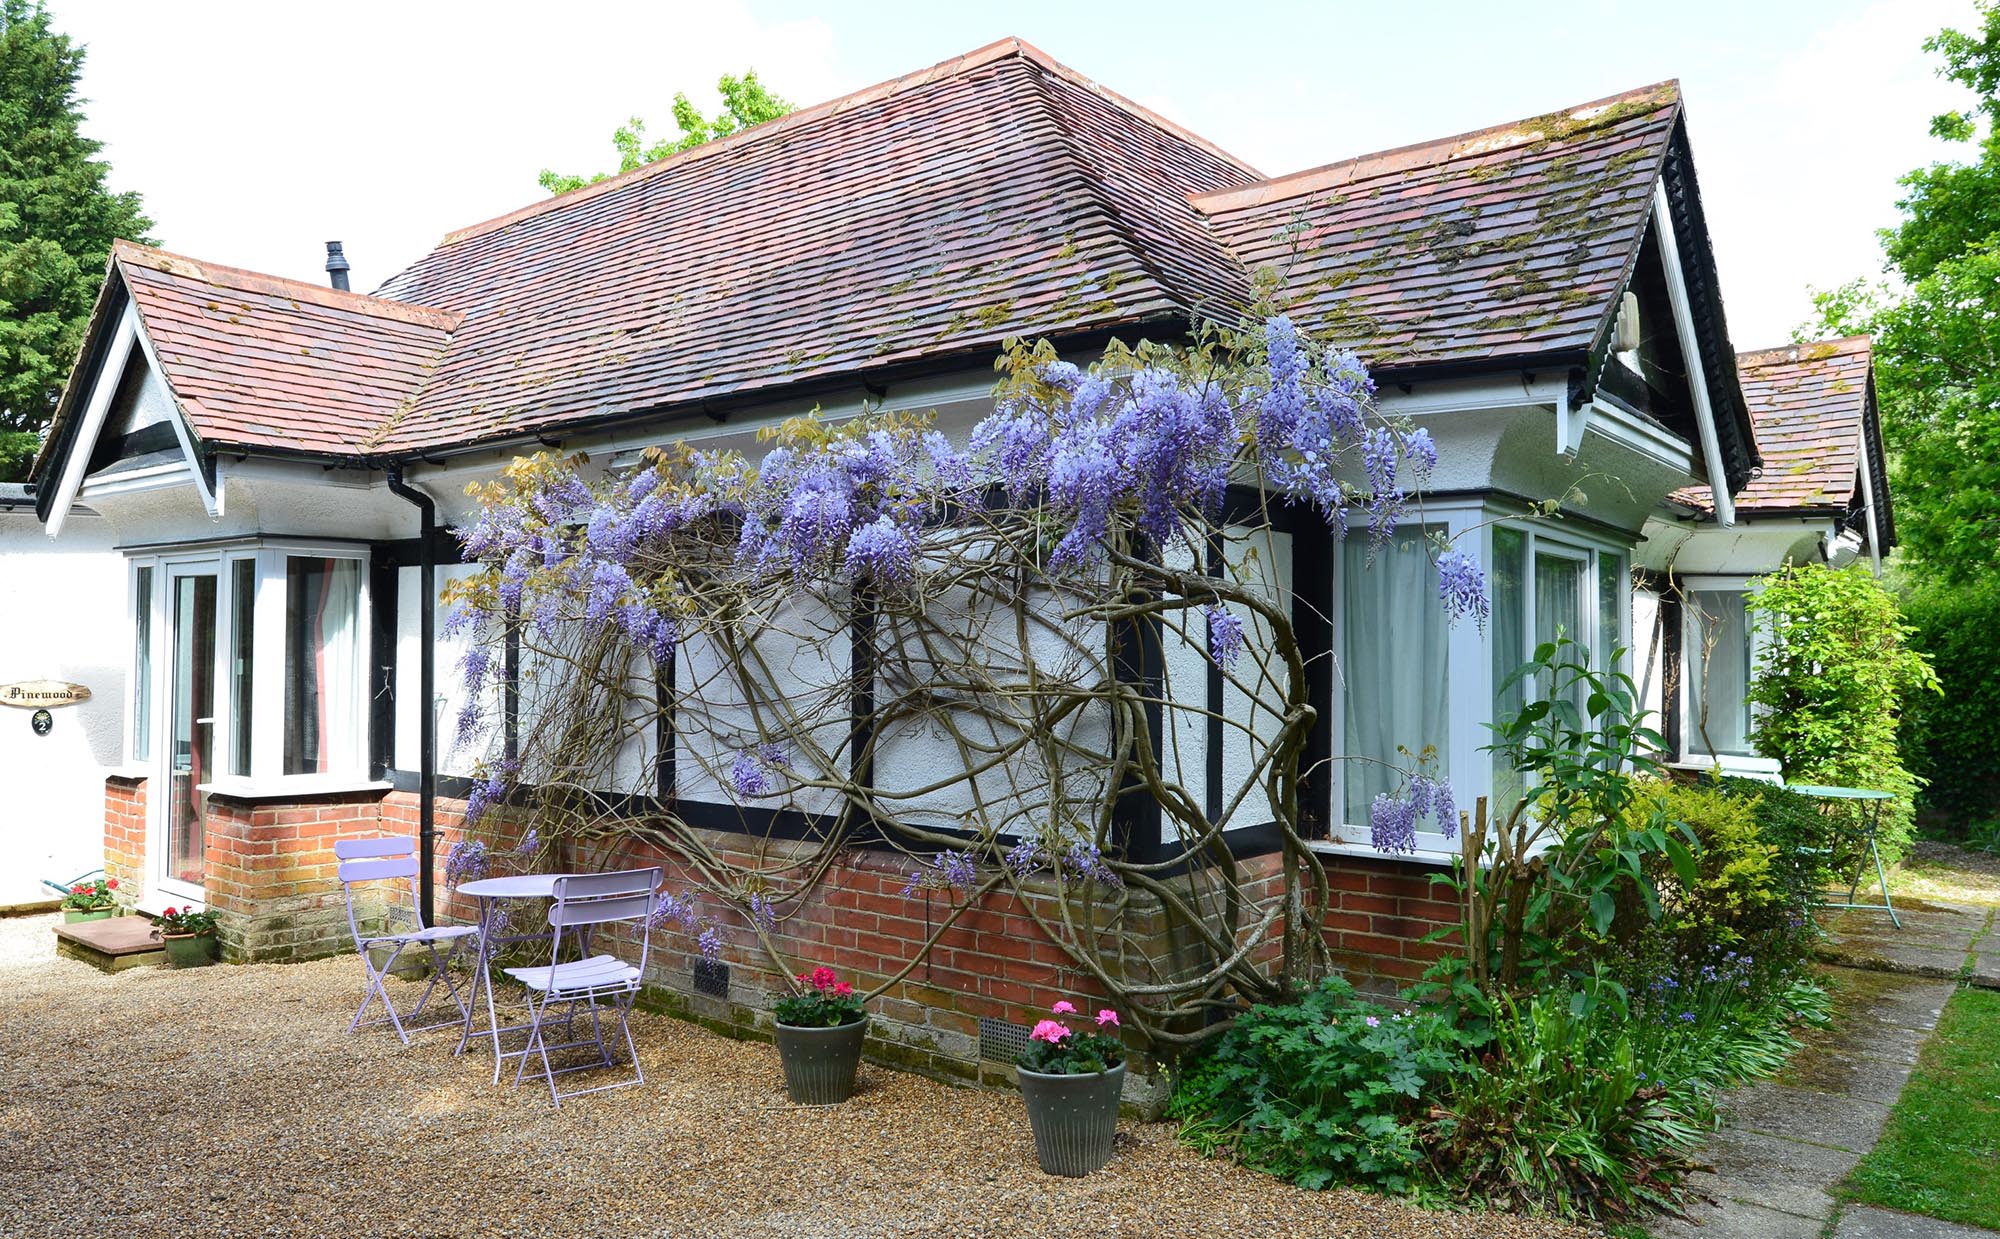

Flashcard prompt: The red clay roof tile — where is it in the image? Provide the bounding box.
[1194,82,1682,369]
[1673,336,1871,516]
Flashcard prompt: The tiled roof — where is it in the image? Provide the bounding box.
[1676,337,1873,516]
[112,241,459,455]
[41,42,1753,481]
[1194,82,1681,369]
[366,38,1259,453]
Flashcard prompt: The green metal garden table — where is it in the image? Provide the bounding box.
[1790,784,1901,929]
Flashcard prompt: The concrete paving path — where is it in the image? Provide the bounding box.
[1650,901,1997,1238]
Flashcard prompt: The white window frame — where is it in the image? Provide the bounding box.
[1675,574,1774,773]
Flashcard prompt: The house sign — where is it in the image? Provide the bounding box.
[0,681,91,709]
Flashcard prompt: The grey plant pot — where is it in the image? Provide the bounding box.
[1017,1062,1125,1176]
[774,1017,868,1105]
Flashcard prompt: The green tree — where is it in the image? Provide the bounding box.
[1746,564,1939,862]
[1804,1,2000,582]
[0,0,152,474]
[538,71,793,195]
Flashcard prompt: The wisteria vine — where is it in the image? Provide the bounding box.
[440,316,1486,1043]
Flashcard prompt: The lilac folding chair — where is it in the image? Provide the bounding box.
[502,867,660,1106]
[334,836,481,1044]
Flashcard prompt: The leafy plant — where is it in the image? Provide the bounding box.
[1168,977,1469,1192]
[1747,564,1939,863]
[773,965,865,1028]
[59,876,114,910]
[1017,1000,1124,1075]
[1430,983,1704,1219]
[1447,636,1679,992]
[156,905,217,936]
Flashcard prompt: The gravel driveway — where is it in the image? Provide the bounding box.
[0,914,1591,1239]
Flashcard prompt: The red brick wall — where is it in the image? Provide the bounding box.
[1319,854,1462,992]
[202,791,397,962]
[103,776,146,898]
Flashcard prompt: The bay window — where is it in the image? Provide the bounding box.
[126,541,371,789]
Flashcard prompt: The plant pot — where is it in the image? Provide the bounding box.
[1017,1062,1125,1176]
[63,906,115,923]
[161,932,217,968]
[773,1017,868,1104]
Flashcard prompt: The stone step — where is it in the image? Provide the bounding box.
[54,914,168,972]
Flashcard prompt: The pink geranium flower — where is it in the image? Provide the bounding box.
[1029,1019,1073,1044]
[1051,1000,1077,1015]
[1095,1009,1119,1028]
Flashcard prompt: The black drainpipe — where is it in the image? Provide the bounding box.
[384,463,438,926]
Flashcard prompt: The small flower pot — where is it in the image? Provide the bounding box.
[773,1017,867,1105]
[161,932,217,968]
[63,906,116,924]
[1017,1062,1125,1176]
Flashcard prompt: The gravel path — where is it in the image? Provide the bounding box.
[0,914,1592,1239]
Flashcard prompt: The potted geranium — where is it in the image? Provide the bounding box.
[60,877,118,923]
[1016,999,1125,1176]
[154,905,219,968]
[772,965,867,1105]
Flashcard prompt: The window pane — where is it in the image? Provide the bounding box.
[133,566,153,762]
[1536,550,1587,722]
[1597,553,1625,672]
[284,557,362,775]
[229,559,255,776]
[1490,528,1527,811]
[1342,529,1449,825]
[1686,589,1753,756]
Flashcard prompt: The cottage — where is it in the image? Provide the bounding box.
[13,38,1887,1080]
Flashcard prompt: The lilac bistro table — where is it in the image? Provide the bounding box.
[454,873,563,1083]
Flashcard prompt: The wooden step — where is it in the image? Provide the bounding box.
[54,914,168,972]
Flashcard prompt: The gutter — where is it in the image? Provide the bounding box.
[384,463,439,927]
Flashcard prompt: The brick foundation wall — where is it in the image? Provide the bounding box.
[1318,853,1462,993]
[201,790,414,962]
[97,776,1460,1102]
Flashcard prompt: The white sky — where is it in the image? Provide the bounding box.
[44,0,1982,348]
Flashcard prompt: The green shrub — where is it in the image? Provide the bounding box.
[1747,564,1938,863]
[1899,574,2000,836]
[1167,977,1468,1192]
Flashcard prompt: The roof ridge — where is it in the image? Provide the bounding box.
[1189,79,1682,216]
[113,241,462,332]
[1019,63,1222,320]
[427,37,1261,254]
[1736,335,1871,363]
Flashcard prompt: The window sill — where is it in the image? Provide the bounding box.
[197,775,393,803]
[1309,836,1460,869]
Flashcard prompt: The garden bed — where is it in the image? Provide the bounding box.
[0,914,1588,1239]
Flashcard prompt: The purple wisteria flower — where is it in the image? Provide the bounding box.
[512,828,539,857]
[444,839,490,888]
[1004,836,1046,878]
[747,891,778,932]
[1437,550,1489,630]
[728,750,772,799]
[1371,792,1419,854]
[902,849,979,898]
[844,514,916,586]
[1205,604,1245,670]
[1057,840,1122,887]
[696,927,723,961]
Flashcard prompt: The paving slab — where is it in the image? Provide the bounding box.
[1650,1200,1827,1239]
[1844,977,1960,1035]
[1723,1081,1891,1153]
[1681,1127,1855,1220]
[1834,1204,2000,1238]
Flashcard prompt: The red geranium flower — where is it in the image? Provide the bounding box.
[106,878,118,890]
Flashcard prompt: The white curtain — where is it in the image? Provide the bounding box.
[1686,589,1752,756]
[286,557,361,774]
[1342,530,1449,825]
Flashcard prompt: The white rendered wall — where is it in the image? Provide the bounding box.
[0,509,127,905]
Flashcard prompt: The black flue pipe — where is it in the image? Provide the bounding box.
[384,464,437,926]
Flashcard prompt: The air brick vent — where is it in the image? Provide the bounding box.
[978,1016,1031,1064]
[693,959,729,998]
